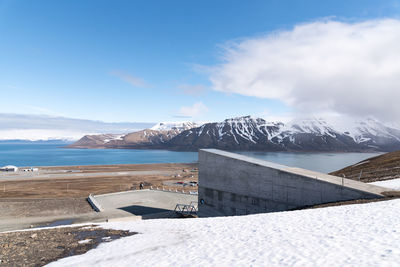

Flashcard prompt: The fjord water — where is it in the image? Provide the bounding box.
[0,142,381,173]
[236,151,381,173]
[0,142,197,167]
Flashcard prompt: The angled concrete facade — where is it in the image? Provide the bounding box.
[198,149,388,217]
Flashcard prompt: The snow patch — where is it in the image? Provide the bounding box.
[369,178,400,190]
[352,160,370,167]
[78,239,92,244]
[151,122,200,132]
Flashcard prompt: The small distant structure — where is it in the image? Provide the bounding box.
[0,165,18,172]
[174,201,198,217]
[22,167,39,172]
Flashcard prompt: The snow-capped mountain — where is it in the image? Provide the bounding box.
[150,122,200,132]
[68,121,201,148]
[164,116,400,152]
[345,119,400,151]
[266,118,365,151]
[166,116,283,151]
[275,117,400,151]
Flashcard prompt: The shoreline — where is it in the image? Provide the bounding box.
[16,162,198,170]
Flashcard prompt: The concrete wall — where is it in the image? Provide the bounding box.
[198,149,387,217]
[88,194,103,212]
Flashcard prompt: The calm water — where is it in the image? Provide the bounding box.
[237,151,381,173]
[0,142,381,173]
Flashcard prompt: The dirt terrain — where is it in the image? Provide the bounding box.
[40,163,195,173]
[0,163,198,199]
[0,163,198,231]
[0,225,135,266]
[331,150,400,182]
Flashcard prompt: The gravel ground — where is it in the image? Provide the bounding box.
[0,225,135,266]
[0,163,198,199]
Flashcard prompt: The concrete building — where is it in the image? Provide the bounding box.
[0,165,18,172]
[198,149,388,217]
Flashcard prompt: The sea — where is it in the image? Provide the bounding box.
[0,141,382,173]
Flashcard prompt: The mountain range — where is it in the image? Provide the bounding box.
[68,116,400,152]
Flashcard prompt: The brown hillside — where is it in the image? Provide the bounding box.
[330,150,400,182]
[123,129,174,145]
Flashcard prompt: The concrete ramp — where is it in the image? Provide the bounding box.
[198,149,388,217]
[92,190,197,219]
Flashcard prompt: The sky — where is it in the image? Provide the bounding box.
[1,0,400,124]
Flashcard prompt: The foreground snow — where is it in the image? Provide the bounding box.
[370,178,400,190]
[47,199,400,267]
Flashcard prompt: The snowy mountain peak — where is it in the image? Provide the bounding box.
[223,116,281,127]
[224,115,258,122]
[282,117,337,136]
[150,121,200,132]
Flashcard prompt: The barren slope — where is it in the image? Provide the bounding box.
[330,150,400,182]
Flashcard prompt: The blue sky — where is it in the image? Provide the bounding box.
[1,0,400,123]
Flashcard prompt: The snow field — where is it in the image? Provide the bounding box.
[48,199,400,267]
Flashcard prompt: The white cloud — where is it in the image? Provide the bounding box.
[110,70,148,87]
[178,102,208,117]
[259,109,293,123]
[210,19,400,122]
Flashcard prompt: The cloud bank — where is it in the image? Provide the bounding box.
[0,113,154,141]
[210,19,400,122]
